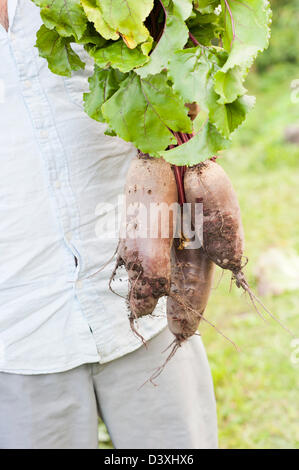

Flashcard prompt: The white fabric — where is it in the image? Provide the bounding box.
[0,0,167,374]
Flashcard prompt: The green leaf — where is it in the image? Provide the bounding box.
[83,66,126,122]
[219,0,272,73]
[193,108,209,133]
[188,22,219,47]
[193,0,220,13]
[210,0,271,105]
[104,127,117,136]
[168,46,255,138]
[137,1,189,78]
[187,9,221,46]
[77,22,108,47]
[173,0,193,21]
[32,0,87,39]
[87,41,149,73]
[214,67,247,104]
[141,36,154,56]
[208,93,256,138]
[35,25,85,77]
[81,0,120,41]
[159,122,230,166]
[102,72,192,153]
[168,47,214,110]
[98,0,154,48]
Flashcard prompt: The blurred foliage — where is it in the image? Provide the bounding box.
[257,0,299,71]
[98,421,112,449]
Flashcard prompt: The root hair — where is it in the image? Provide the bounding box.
[233,271,294,336]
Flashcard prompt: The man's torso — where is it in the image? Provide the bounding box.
[0,0,166,374]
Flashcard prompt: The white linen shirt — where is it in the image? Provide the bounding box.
[0,0,166,374]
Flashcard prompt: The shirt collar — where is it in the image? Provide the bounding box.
[8,0,18,32]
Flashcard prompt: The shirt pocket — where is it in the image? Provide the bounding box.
[63,45,94,109]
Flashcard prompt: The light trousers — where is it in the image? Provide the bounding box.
[0,328,218,449]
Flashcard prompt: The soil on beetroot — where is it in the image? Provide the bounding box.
[201,210,243,274]
[113,253,170,320]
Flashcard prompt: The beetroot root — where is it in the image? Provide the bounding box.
[145,239,217,385]
[115,154,178,326]
[184,160,244,275]
[184,160,293,334]
[167,239,215,345]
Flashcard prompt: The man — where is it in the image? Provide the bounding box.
[0,0,217,449]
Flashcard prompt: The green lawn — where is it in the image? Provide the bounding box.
[99,65,299,450]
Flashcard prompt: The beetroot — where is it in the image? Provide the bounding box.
[114,154,177,335]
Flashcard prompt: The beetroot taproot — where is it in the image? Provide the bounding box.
[167,240,215,344]
[114,153,177,330]
[184,160,292,334]
[184,160,244,275]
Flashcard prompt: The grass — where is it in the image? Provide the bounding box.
[99,64,299,450]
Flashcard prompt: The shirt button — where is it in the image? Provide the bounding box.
[76,280,83,290]
[65,232,72,242]
[55,180,61,189]
[24,80,32,89]
[40,130,49,139]
[10,33,16,42]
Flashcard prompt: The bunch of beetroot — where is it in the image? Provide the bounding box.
[111,141,292,375]
[113,149,241,345]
